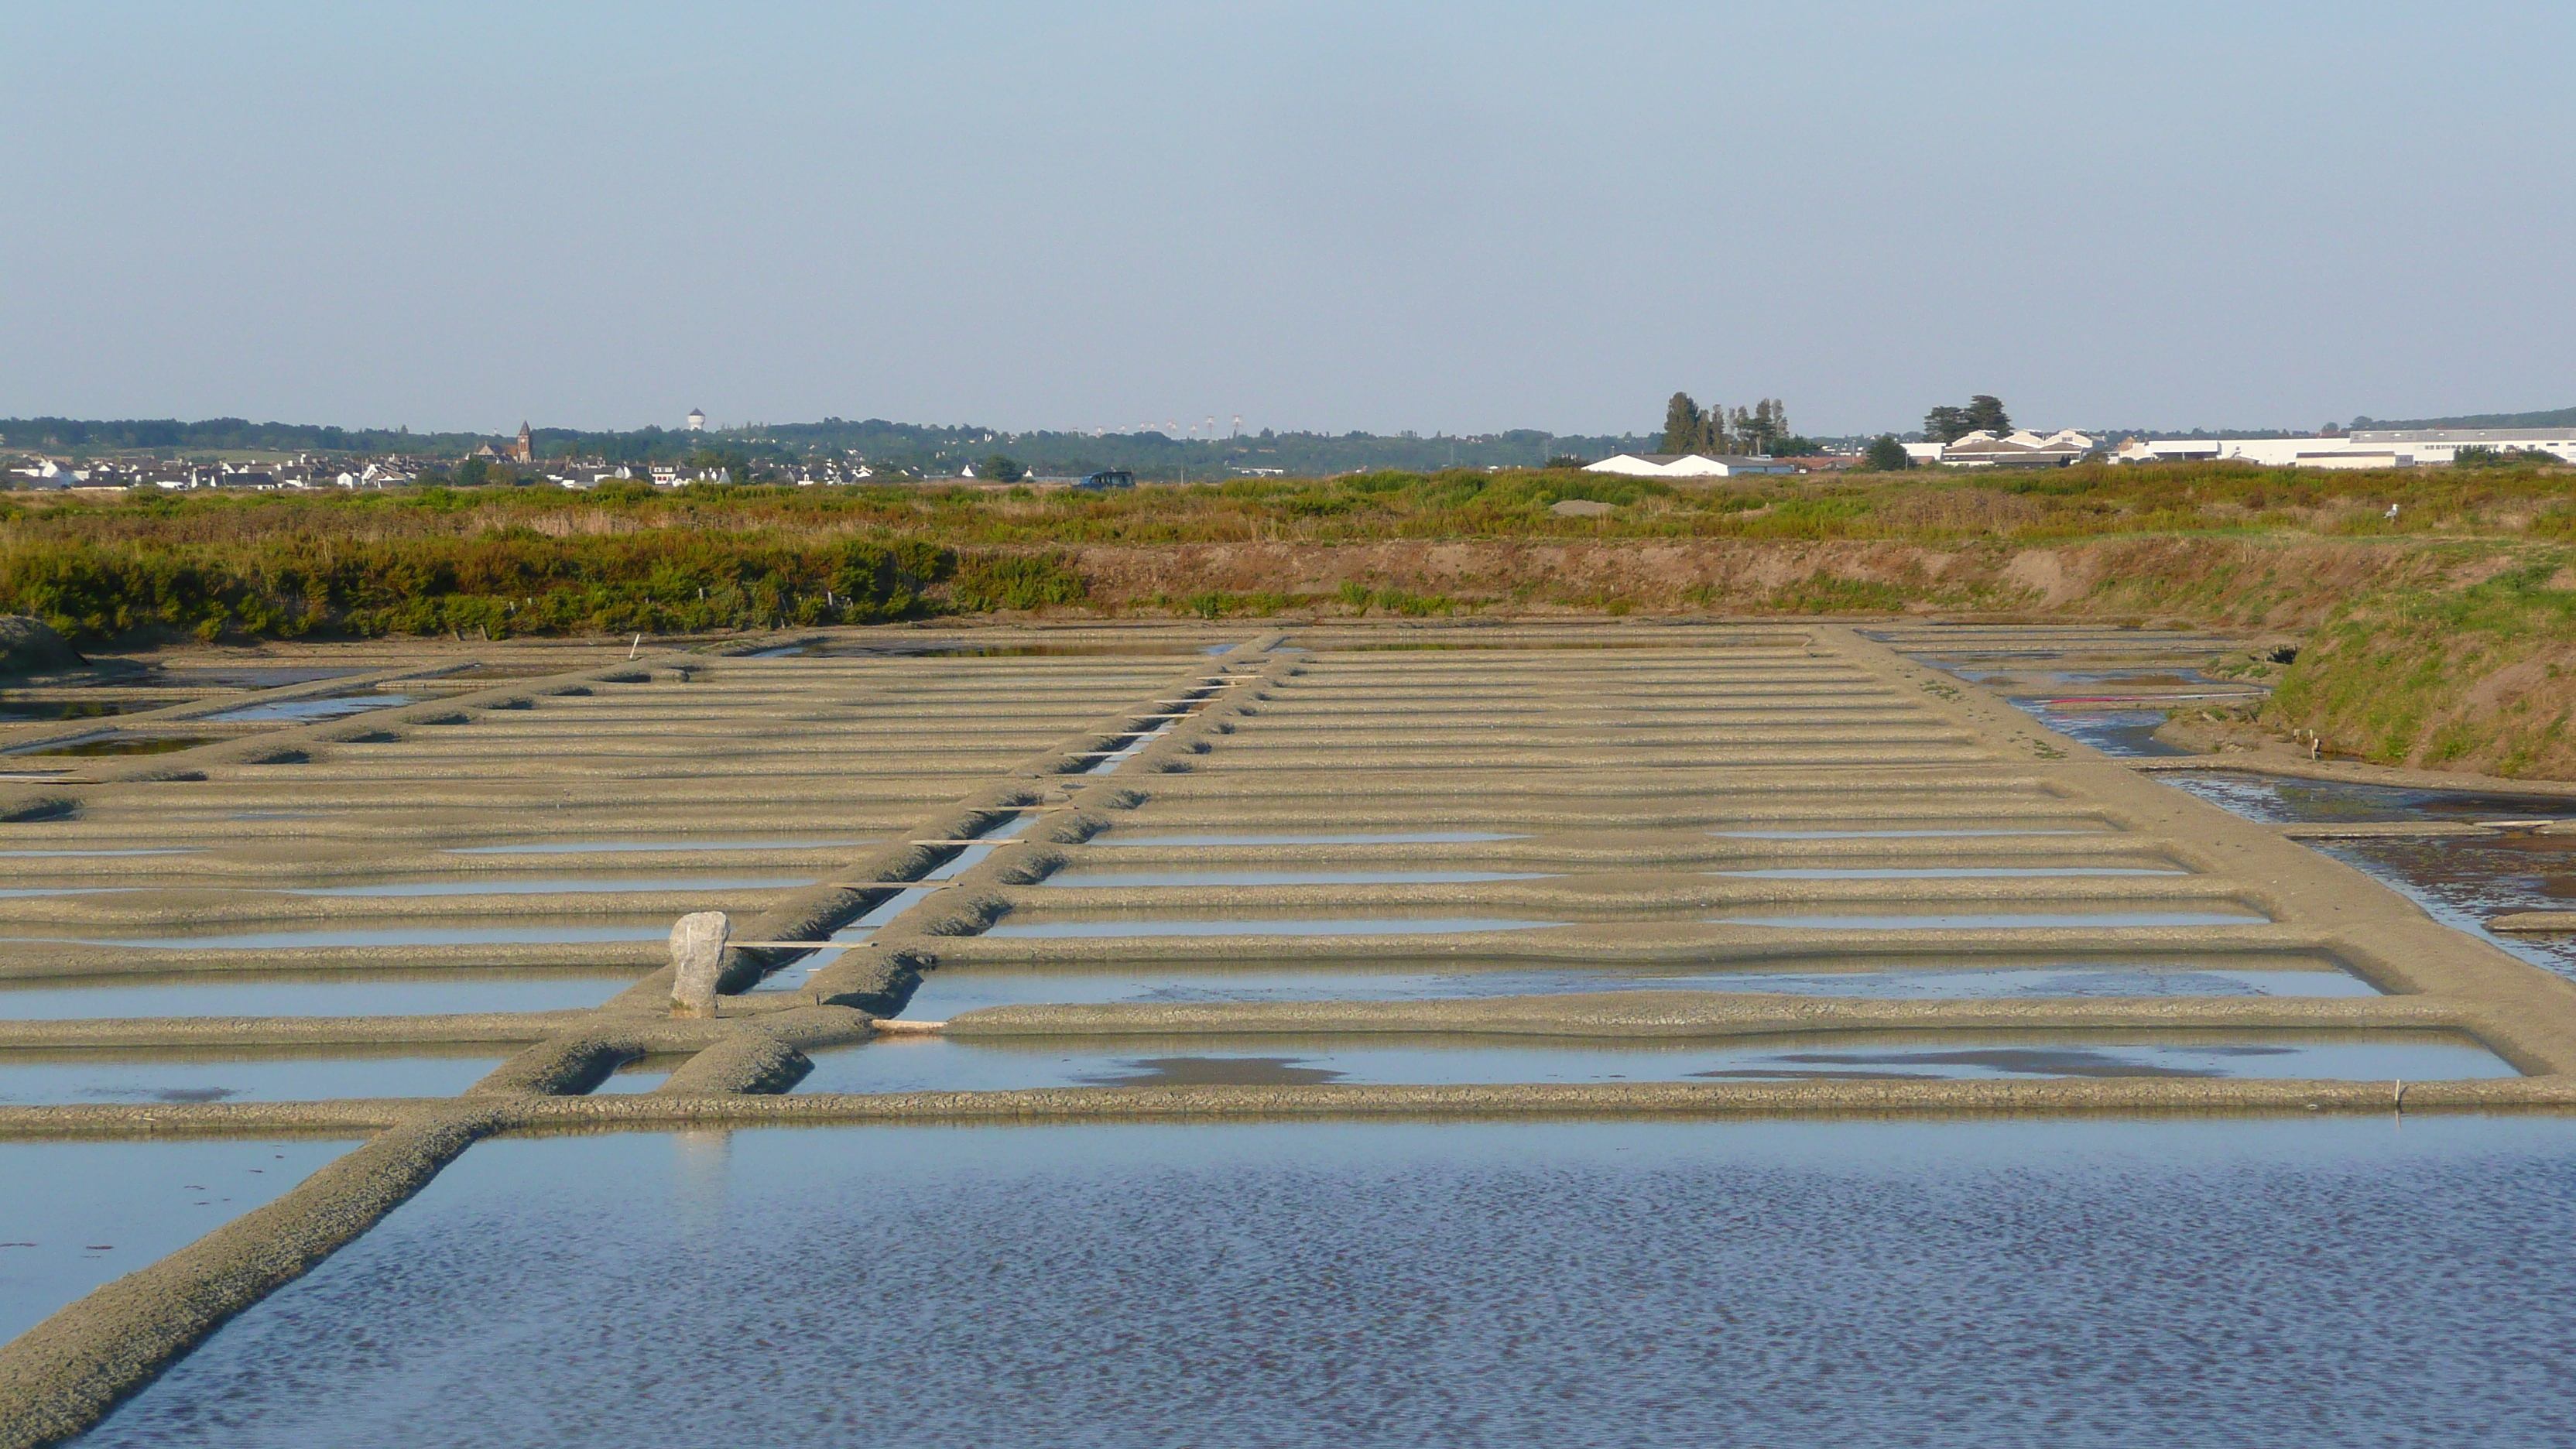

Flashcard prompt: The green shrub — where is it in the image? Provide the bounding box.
[947,550,1085,611]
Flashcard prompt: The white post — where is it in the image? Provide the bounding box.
[669,910,730,1018]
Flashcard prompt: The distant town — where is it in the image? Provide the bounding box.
[5,397,2571,494]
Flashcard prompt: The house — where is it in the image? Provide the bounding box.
[1583,453,1796,478]
[8,460,82,488]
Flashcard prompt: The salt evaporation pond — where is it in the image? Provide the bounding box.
[74,1117,2576,1447]
[0,1138,351,1345]
[793,1031,2508,1093]
[0,971,640,1020]
[896,958,2379,1017]
[0,1050,504,1105]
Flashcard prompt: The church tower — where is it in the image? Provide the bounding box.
[512,422,533,464]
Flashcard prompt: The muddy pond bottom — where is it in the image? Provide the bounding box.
[796,1030,2505,1093]
[897,959,2379,1017]
[79,1116,2576,1447]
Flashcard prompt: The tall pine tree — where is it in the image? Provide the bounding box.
[1660,392,1705,454]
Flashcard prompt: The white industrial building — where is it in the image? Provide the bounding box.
[1583,453,1796,478]
[2115,427,2576,469]
[1904,430,2097,468]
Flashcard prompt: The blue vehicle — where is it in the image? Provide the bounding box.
[1076,469,1135,490]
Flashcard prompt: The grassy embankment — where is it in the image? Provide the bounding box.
[5,461,2575,773]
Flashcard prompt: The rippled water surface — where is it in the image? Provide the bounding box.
[79,1118,2576,1447]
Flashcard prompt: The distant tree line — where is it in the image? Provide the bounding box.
[0,417,464,454]
[2,414,1656,481]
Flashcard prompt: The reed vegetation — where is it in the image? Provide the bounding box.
[2,461,2569,644]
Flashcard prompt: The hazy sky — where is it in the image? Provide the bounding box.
[5,2,2571,437]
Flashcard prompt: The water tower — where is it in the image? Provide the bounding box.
[686,408,706,432]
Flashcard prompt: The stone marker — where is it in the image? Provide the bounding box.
[669,910,730,1018]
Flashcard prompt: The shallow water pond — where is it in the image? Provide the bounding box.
[447,840,865,855]
[151,666,363,690]
[282,876,815,898]
[2317,835,2576,983]
[202,694,414,724]
[0,1137,351,1346]
[0,699,137,723]
[0,848,198,858]
[0,1049,504,1106]
[11,735,214,758]
[0,971,640,1020]
[1721,907,2269,930]
[799,1030,2506,1093]
[1712,825,2106,839]
[1713,865,2181,880]
[1090,831,1527,847]
[20,925,670,951]
[2009,704,2194,758]
[896,959,2379,1017]
[80,1117,2576,1447]
[1037,868,1555,887]
[978,915,1564,940]
[779,642,1228,659]
[2167,772,2576,826]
